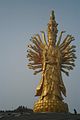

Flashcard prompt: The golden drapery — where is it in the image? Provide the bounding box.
[36,45,66,101]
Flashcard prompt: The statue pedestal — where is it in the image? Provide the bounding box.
[33,99,69,112]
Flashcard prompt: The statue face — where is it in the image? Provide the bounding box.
[48,39,55,46]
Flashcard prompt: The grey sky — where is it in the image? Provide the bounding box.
[0,0,80,113]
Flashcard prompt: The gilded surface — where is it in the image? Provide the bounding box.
[27,11,76,112]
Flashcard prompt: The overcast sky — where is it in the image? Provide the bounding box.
[0,0,80,113]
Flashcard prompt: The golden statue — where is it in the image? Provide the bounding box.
[27,11,76,112]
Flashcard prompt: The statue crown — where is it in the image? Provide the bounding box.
[47,10,58,45]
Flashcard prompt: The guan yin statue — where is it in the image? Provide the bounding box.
[27,11,76,112]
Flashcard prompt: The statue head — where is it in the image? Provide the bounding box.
[47,10,58,46]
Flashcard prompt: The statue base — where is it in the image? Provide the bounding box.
[33,99,69,112]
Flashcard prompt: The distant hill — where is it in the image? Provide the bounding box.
[0,106,33,113]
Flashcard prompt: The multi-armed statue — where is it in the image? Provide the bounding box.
[27,11,76,112]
